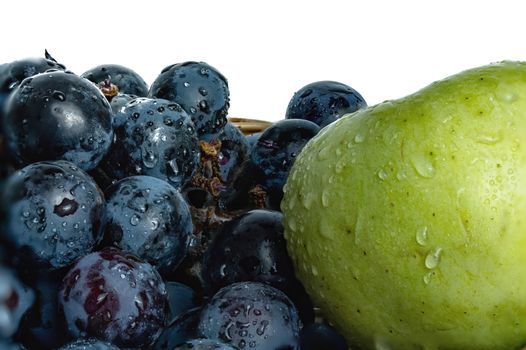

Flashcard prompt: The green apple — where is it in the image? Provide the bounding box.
[282,61,526,350]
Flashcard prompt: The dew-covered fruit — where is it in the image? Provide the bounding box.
[202,209,314,323]
[250,119,319,209]
[202,209,296,295]
[165,281,197,321]
[200,122,249,186]
[100,97,199,190]
[1,160,105,270]
[282,61,526,350]
[109,93,138,115]
[59,247,169,348]
[0,51,66,94]
[15,270,72,349]
[197,281,301,350]
[102,175,192,273]
[285,80,367,128]
[149,61,230,137]
[153,307,202,350]
[81,64,149,97]
[0,52,65,120]
[2,71,113,171]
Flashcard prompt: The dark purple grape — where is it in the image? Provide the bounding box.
[15,270,71,349]
[245,132,261,152]
[0,267,35,338]
[197,282,301,350]
[81,64,148,97]
[250,119,319,209]
[153,307,202,350]
[102,176,192,273]
[201,209,314,323]
[285,80,367,127]
[0,51,66,94]
[149,62,230,137]
[300,322,348,350]
[57,338,121,350]
[109,93,138,115]
[0,339,26,349]
[1,161,105,270]
[217,160,261,211]
[165,281,197,321]
[100,97,199,190]
[0,84,8,120]
[2,71,113,171]
[59,247,169,349]
[174,338,238,350]
[200,122,249,187]
[202,210,294,294]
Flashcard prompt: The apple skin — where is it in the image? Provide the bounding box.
[282,61,526,350]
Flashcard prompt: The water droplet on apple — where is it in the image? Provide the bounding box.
[319,219,333,239]
[377,169,388,180]
[396,169,407,181]
[476,134,502,145]
[301,192,314,209]
[423,271,434,285]
[287,193,296,210]
[411,154,435,178]
[374,336,393,350]
[335,160,345,174]
[495,85,517,103]
[317,147,330,160]
[321,190,330,207]
[287,217,297,231]
[354,133,365,143]
[311,266,319,276]
[354,210,366,244]
[416,226,428,246]
[425,247,442,269]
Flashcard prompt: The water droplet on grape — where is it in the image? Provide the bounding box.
[130,215,140,226]
[52,91,65,101]
[150,218,159,230]
[141,146,158,169]
[166,159,181,184]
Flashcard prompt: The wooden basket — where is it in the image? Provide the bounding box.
[229,117,273,135]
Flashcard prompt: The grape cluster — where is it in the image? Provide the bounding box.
[0,51,365,349]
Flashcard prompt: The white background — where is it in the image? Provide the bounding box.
[2,0,526,122]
